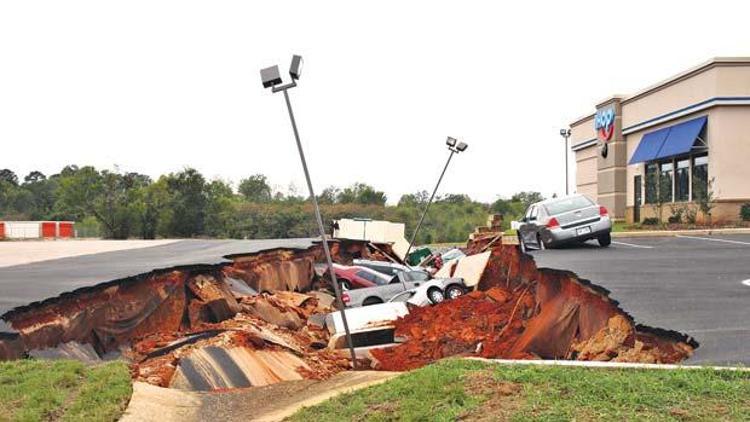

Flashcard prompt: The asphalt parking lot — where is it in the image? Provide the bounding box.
[531,234,750,366]
[0,238,314,318]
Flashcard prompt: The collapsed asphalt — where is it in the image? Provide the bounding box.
[0,239,314,318]
[1,235,746,366]
[530,234,750,366]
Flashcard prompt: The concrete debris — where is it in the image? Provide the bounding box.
[28,341,101,364]
[169,346,308,391]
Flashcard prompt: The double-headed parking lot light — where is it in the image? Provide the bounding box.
[260,55,358,369]
[403,136,469,262]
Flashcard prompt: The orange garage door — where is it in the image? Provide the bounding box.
[41,222,57,238]
[58,222,74,238]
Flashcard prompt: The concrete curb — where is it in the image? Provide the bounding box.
[466,357,749,371]
[501,228,750,244]
[612,228,750,238]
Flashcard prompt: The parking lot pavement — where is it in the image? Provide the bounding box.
[0,238,314,318]
[0,239,180,268]
[530,234,750,366]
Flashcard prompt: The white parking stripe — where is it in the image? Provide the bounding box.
[611,241,654,249]
[676,235,750,246]
[742,279,750,287]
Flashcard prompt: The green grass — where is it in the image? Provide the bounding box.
[0,359,132,422]
[288,359,750,421]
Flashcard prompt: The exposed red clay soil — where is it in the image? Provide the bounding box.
[370,245,697,371]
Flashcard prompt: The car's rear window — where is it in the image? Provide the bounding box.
[544,196,594,215]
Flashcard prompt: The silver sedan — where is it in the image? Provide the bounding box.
[512,194,612,250]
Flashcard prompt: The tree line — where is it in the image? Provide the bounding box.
[0,166,544,243]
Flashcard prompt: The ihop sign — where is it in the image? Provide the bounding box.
[594,107,615,142]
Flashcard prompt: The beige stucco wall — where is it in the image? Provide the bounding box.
[707,106,750,201]
[575,145,598,201]
[621,64,750,130]
[620,68,718,128]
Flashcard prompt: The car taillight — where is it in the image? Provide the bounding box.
[547,217,560,229]
[599,206,609,217]
[341,292,350,303]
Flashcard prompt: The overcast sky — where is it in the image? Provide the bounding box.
[2,1,749,204]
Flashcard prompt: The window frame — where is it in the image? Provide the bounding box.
[641,151,708,205]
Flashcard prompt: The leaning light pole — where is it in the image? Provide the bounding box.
[260,55,358,369]
[403,137,468,263]
[559,128,571,196]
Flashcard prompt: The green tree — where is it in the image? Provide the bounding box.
[510,191,545,209]
[337,183,387,205]
[238,174,272,202]
[397,191,429,207]
[162,168,207,237]
[317,186,340,205]
[204,179,236,237]
[0,169,19,186]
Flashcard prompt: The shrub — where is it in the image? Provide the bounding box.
[642,217,659,226]
[668,205,684,224]
[741,203,750,221]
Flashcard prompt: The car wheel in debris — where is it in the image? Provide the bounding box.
[427,287,445,304]
[362,297,383,306]
[598,233,612,247]
[445,284,465,300]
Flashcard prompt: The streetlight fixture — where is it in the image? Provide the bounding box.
[559,128,571,196]
[260,55,358,369]
[403,137,469,263]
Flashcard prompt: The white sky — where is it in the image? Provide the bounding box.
[2,1,749,204]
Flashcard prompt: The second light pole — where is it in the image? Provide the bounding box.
[403,137,468,262]
[559,128,571,196]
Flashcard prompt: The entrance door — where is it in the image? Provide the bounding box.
[633,175,642,223]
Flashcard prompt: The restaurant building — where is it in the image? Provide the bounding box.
[569,57,750,224]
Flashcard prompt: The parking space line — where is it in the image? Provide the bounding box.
[611,241,654,249]
[742,279,750,287]
[676,235,750,246]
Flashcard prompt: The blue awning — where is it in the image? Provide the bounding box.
[655,116,707,159]
[629,127,670,164]
[629,116,707,164]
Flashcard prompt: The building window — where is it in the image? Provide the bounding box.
[692,154,709,200]
[645,163,658,204]
[642,153,708,205]
[659,161,673,203]
[675,158,690,201]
